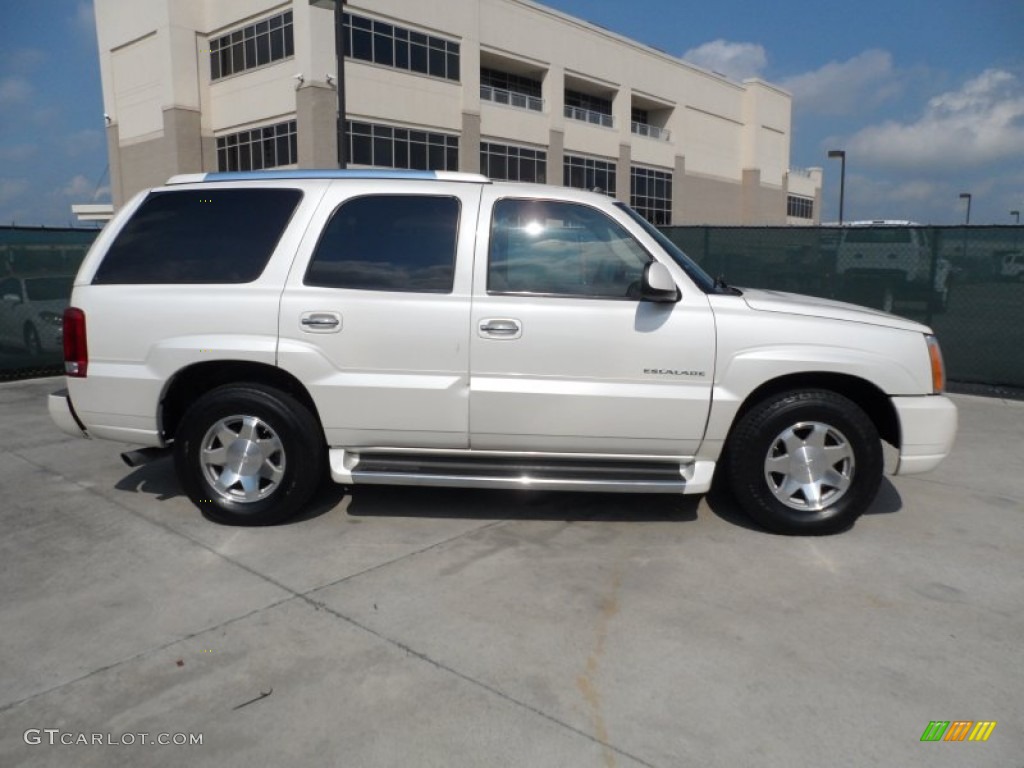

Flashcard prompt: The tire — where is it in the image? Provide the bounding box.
[24,323,42,356]
[173,384,324,526]
[726,390,883,535]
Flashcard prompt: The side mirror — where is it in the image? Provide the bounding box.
[640,261,680,303]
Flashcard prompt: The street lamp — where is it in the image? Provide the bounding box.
[959,192,972,225]
[827,150,846,225]
[310,0,348,168]
[1012,210,1020,225]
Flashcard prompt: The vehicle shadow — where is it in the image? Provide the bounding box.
[114,457,902,531]
[345,485,701,524]
[704,476,904,534]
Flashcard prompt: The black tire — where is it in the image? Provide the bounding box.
[726,390,883,535]
[24,323,42,356]
[173,384,324,526]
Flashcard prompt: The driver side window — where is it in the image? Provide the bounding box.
[487,199,650,298]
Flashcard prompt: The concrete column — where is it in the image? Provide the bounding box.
[742,168,761,225]
[547,129,564,187]
[296,82,338,169]
[672,154,686,225]
[164,107,203,174]
[461,111,481,173]
[616,142,631,204]
[544,66,565,131]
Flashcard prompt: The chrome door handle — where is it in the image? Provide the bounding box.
[478,318,522,339]
[300,312,342,332]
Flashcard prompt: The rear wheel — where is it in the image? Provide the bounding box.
[174,384,324,525]
[726,390,883,535]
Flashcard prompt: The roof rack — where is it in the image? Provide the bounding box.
[166,169,491,185]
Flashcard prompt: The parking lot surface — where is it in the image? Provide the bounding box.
[0,377,1021,767]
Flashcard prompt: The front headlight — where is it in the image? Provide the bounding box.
[39,311,62,326]
[925,334,945,393]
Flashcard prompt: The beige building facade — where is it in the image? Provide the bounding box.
[94,0,823,225]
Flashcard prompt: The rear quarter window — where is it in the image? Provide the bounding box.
[93,188,303,284]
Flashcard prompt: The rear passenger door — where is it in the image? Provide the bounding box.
[278,181,481,449]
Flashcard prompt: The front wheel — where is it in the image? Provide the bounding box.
[174,384,324,525]
[726,390,883,535]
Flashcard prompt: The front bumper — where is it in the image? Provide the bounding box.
[891,395,957,475]
[48,389,89,439]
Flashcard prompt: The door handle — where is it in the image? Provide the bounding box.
[300,312,342,332]
[478,318,522,339]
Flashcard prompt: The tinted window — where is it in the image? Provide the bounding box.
[488,199,649,298]
[94,189,302,284]
[25,276,73,301]
[306,195,460,293]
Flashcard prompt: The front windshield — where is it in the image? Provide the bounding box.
[615,203,717,293]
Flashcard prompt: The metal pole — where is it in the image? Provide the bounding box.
[334,0,348,168]
[828,150,845,225]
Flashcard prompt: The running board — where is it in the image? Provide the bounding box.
[328,449,715,495]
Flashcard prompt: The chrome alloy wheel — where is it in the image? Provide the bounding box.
[200,415,285,503]
[763,421,855,512]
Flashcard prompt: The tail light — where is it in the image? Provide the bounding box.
[925,334,945,394]
[63,307,88,377]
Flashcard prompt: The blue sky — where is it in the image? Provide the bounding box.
[1,1,1022,226]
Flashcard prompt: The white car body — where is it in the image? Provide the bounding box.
[49,171,957,533]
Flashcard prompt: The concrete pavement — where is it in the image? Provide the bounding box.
[0,377,1021,767]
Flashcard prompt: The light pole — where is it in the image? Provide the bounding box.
[310,0,348,168]
[959,192,972,224]
[1012,210,1020,225]
[827,150,846,225]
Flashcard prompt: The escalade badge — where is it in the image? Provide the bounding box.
[644,369,706,377]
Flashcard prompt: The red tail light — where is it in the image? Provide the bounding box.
[63,307,88,377]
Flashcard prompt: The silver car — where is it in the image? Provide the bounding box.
[0,275,72,355]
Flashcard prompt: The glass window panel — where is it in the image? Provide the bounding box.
[256,33,270,65]
[270,28,284,60]
[352,28,372,60]
[410,42,428,73]
[373,33,394,66]
[306,195,460,293]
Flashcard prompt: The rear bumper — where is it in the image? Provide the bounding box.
[48,389,89,439]
[891,395,957,475]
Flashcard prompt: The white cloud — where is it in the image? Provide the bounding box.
[4,48,46,73]
[59,175,109,202]
[780,50,897,116]
[0,76,33,106]
[682,40,767,81]
[73,1,96,39]
[844,69,1024,171]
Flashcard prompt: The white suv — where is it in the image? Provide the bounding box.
[49,170,957,534]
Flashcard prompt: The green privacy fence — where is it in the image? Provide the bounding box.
[2,223,1022,391]
[0,227,97,380]
[662,225,1024,390]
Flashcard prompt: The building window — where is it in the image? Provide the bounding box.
[343,13,460,82]
[210,11,293,80]
[564,89,614,127]
[480,68,544,112]
[306,195,460,293]
[787,195,814,220]
[216,120,297,172]
[347,121,459,171]
[630,166,673,226]
[481,142,546,183]
[564,155,616,197]
[631,107,649,125]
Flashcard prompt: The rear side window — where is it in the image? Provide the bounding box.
[305,195,460,292]
[93,188,302,284]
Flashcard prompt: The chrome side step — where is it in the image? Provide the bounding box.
[328,449,716,495]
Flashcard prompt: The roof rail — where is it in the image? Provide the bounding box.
[166,169,491,184]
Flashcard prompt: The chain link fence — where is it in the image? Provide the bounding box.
[2,224,1022,392]
[662,225,1024,391]
[0,227,97,381]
